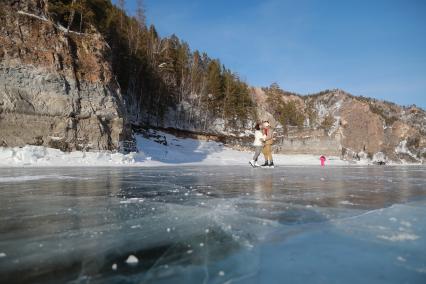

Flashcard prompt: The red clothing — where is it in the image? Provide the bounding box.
[320,156,326,166]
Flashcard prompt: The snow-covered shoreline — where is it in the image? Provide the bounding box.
[0,131,421,168]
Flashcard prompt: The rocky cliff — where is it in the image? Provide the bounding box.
[0,0,130,151]
[253,88,426,163]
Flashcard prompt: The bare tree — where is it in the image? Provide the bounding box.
[135,0,145,28]
[66,0,77,33]
[117,0,126,29]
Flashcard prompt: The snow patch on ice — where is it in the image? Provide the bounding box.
[125,255,139,265]
[120,198,144,204]
[339,200,357,206]
[0,175,92,183]
[377,233,420,242]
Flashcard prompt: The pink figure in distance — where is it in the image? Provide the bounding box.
[320,155,326,167]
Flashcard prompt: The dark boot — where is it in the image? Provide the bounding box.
[269,161,275,168]
[261,160,269,167]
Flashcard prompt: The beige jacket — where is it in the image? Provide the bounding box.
[263,127,274,145]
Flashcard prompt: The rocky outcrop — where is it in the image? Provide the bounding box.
[0,0,130,151]
[253,88,426,163]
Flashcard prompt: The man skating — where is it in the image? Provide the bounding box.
[261,121,274,168]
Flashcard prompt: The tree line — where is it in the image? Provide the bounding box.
[47,0,255,131]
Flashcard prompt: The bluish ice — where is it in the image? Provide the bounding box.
[0,166,425,283]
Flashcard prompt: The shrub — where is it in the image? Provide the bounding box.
[321,114,334,131]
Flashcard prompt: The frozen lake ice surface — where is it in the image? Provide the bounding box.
[0,166,425,283]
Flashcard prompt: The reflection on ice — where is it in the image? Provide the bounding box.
[0,166,425,283]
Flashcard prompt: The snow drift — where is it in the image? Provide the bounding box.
[0,130,348,167]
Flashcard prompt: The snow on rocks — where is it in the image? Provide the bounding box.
[372,152,387,164]
[0,145,139,167]
[0,130,349,167]
[395,140,420,162]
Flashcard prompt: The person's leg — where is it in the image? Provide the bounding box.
[263,144,274,167]
[267,145,273,162]
[250,147,263,167]
[261,145,269,166]
[268,146,274,167]
[253,146,262,161]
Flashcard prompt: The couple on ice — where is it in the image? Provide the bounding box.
[249,121,275,168]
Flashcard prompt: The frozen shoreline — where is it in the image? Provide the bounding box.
[0,131,421,168]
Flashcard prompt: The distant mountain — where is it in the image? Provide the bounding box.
[0,0,424,163]
[252,87,425,163]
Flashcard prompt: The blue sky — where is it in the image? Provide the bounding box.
[118,0,426,108]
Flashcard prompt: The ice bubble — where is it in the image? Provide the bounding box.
[205,229,210,233]
[187,250,193,254]
[218,271,225,276]
[389,217,397,222]
[112,263,117,270]
[125,255,139,265]
[397,256,406,262]
[0,252,6,258]
[166,228,171,233]
[200,243,204,247]
[400,221,412,227]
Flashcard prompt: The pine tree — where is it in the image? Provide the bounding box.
[206,60,224,115]
[45,0,257,130]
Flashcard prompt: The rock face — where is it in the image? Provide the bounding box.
[253,88,426,163]
[0,0,130,151]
